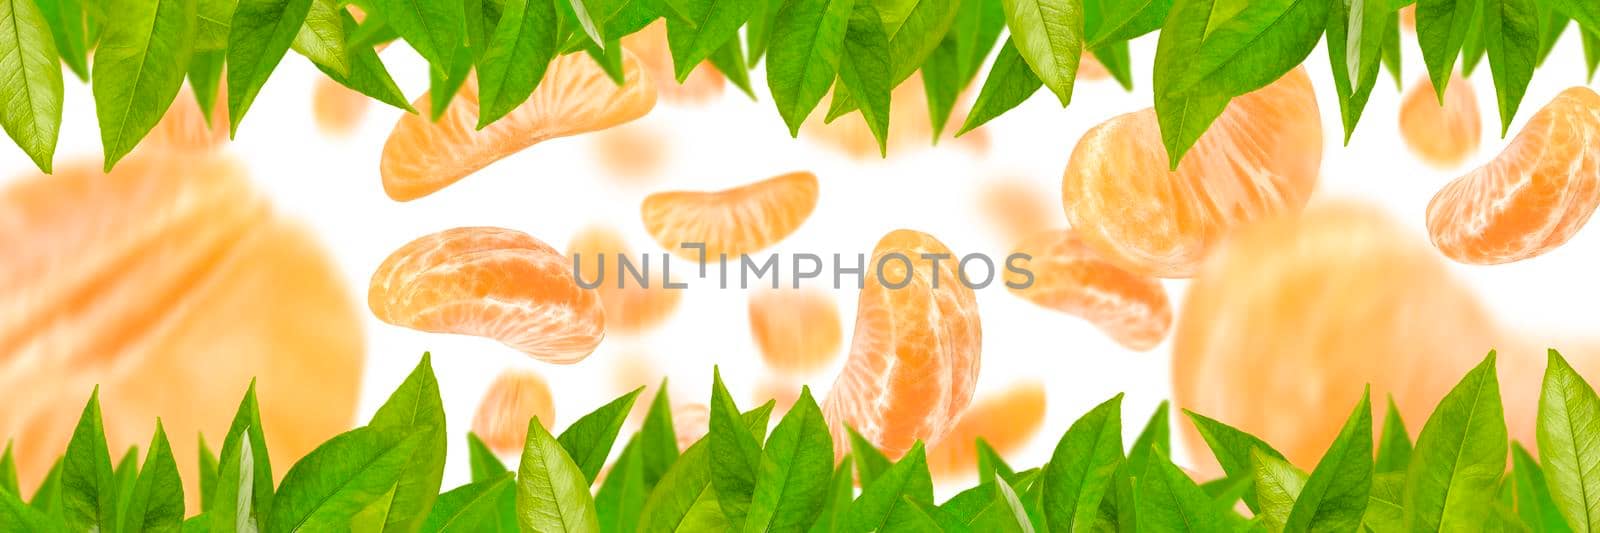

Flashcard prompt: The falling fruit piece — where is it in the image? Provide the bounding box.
[1399,74,1482,169]
[641,171,819,260]
[1426,86,1600,265]
[566,225,682,334]
[591,122,671,183]
[926,382,1047,481]
[673,402,709,451]
[313,77,370,137]
[471,368,557,455]
[368,227,606,363]
[1006,229,1172,351]
[977,176,1062,244]
[748,287,843,374]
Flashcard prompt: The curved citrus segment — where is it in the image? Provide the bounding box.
[623,20,726,105]
[822,230,982,458]
[380,51,657,201]
[566,224,681,334]
[313,77,370,137]
[1006,229,1172,351]
[368,227,606,363]
[748,287,843,374]
[592,122,670,182]
[1426,86,1600,265]
[926,381,1047,480]
[146,85,229,154]
[1399,75,1482,168]
[471,368,557,454]
[641,171,819,260]
[1061,67,1322,278]
[978,176,1061,243]
[0,153,364,507]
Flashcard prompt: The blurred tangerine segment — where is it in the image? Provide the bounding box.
[1426,87,1600,265]
[380,51,656,201]
[1062,67,1322,278]
[748,287,843,374]
[313,77,370,137]
[822,230,982,458]
[1078,53,1110,81]
[623,20,725,105]
[592,122,669,182]
[803,74,990,158]
[1399,75,1482,168]
[471,368,556,454]
[368,227,606,363]
[0,153,364,507]
[1172,201,1505,471]
[1005,229,1172,351]
[673,402,709,450]
[146,85,229,153]
[926,381,1047,480]
[566,225,681,334]
[978,176,1063,245]
[641,171,819,260]
[753,376,803,415]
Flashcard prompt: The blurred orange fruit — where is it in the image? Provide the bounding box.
[673,402,709,450]
[471,368,557,454]
[1005,229,1172,351]
[623,20,726,105]
[802,74,990,158]
[380,51,656,201]
[1062,68,1322,278]
[146,85,229,153]
[752,376,803,415]
[641,171,819,260]
[313,77,370,137]
[591,122,670,182]
[566,225,682,334]
[1078,53,1110,81]
[926,381,1047,481]
[1399,74,1482,168]
[368,227,606,363]
[823,230,982,458]
[977,176,1061,243]
[1401,5,1415,31]
[0,153,364,508]
[1426,86,1600,264]
[748,287,843,374]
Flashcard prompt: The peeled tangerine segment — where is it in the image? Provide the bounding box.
[369,227,606,363]
[1399,74,1482,169]
[313,77,370,137]
[1006,229,1172,351]
[978,176,1062,244]
[1172,202,1509,471]
[748,287,843,374]
[823,230,982,458]
[926,381,1046,480]
[0,153,364,506]
[1426,87,1600,265]
[642,171,819,260]
[1062,68,1322,278]
[472,368,556,454]
[380,51,657,201]
[566,225,681,334]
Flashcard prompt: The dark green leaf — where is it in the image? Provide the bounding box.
[848,425,892,488]
[808,461,853,533]
[745,386,833,533]
[291,0,350,76]
[665,0,756,81]
[1000,0,1082,105]
[847,441,934,532]
[0,0,63,173]
[264,426,424,532]
[211,382,274,525]
[62,388,115,532]
[421,473,516,532]
[468,433,509,483]
[372,0,464,68]
[120,422,184,533]
[1377,395,1413,473]
[1511,442,1571,533]
[1481,0,1538,135]
[1251,449,1306,531]
[957,38,1040,135]
[1537,348,1600,532]
[92,0,194,170]
[559,387,643,484]
[1042,394,1123,533]
[1169,0,1330,97]
[1417,0,1478,99]
[639,380,680,490]
[1284,389,1373,532]
[1152,0,1231,168]
[595,438,646,533]
[1404,351,1508,531]
[312,10,414,112]
[477,0,559,126]
[637,404,774,531]
[1137,450,1226,532]
[1328,0,1393,142]
[1184,409,1287,514]
[226,0,312,134]
[709,369,763,526]
[834,0,892,154]
[367,352,449,533]
[32,0,88,79]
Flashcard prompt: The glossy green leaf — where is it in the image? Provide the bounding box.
[1585,27,1600,82]
[640,380,680,490]
[1481,0,1538,135]
[1284,389,1373,532]
[565,0,604,46]
[834,0,892,155]
[1538,349,1600,532]
[467,433,509,483]
[476,0,559,127]
[1328,0,1393,142]
[765,0,853,136]
[665,0,756,82]
[226,0,312,135]
[1185,409,1287,513]
[119,422,184,533]
[560,387,643,484]
[1511,442,1571,533]
[197,0,236,49]
[1377,395,1413,474]
[1404,351,1508,531]
[1251,449,1306,531]
[1363,472,1404,531]
[745,386,833,533]
[708,36,755,97]
[708,369,763,526]
[1461,3,1487,75]
[1152,0,1231,168]
[1042,393,1123,533]
[999,0,1081,105]
[885,0,957,83]
[61,388,115,532]
[848,425,892,488]
[311,9,414,112]
[32,0,88,79]
[1088,0,1171,45]
[637,405,774,531]
[366,352,449,533]
[847,441,935,532]
[421,473,516,532]
[595,438,646,533]
[291,0,350,76]
[264,426,424,532]
[957,38,1041,135]
[0,0,62,173]
[212,382,274,525]
[1137,450,1226,532]
[428,43,473,120]
[1535,3,1568,65]
[92,0,194,170]
[1417,0,1478,99]
[807,461,853,533]
[1169,0,1329,97]
[372,0,463,68]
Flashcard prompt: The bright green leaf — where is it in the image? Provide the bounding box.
[196,434,218,512]
[1137,450,1227,532]
[366,352,449,533]
[0,0,61,173]
[639,380,680,490]
[1169,0,1329,97]
[1382,9,1403,87]
[954,0,1006,83]
[665,0,756,82]
[765,0,853,136]
[1152,0,1231,168]
[848,425,892,488]
[1088,0,1172,45]
[291,0,350,76]
[226,0,312,134]
[1404,351,1508,531]
[637,403,774,531]
[1251,449,1306,531]
[0,487,59,531]
[745,386,833,533]
[1184,409,1287,513]
[111,446,138,527]
[30,457,63,514]
[1090,39,1133,90]
[264,426,425,532]
[1284,389,1373,532]
[1417,0,1478,99]
[807,461,853,533]
[834,0,892,155]
[61,388,115,532]
[708,369,763,526]
[559,387,643,484]
[212,382,274,525]
[0,441,15,496]
[477,0,559,127]
[92,0,194,170]
[420,473,516,532]
[1042,393,1123,533]
[1363,472,1404,531]
[746,0,779,67]
[921,33,961,141]
[1481,0,1538,135]
[428,44,473,120]
[120,421,185,533]
[1511,442,1571,533]
[467,433,509,483]
[311,10,414,112]
[1000,0,1082,105]
[976,438,1017,485]
[32,0,88,79]
[372,0,463,68]
[708,36,755,97]
[1537,348,1600,532]
[885,0,957,83]
[1328,0,1393,142]
[846,441,934,532]
[957,38,1041,135]
[595,438,646,533]
[1377,395,1413,474]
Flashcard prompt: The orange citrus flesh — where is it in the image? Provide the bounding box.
[926,381,1047,481]
[1399,74,1482,169]
[471,368,557,455]
[673,402,709,451]
[822,230,982,459]
[565,224,682,334]
[641,171,819,260]
[313,77,370,137]
[1078,53,1110,81]
[591,122,670,183]
[1061,67,1323,278]
[1426,86,1600,265]
[1005,229,1172,351]
[623,20,727,105]
[977,176,1063,244]
[380,51,657,201]
[752,376,804,416]
[0,153,364,509]
[368,227,606,363]
[145,85,230,154]
[802,74,990,159]
[748,287,843,375]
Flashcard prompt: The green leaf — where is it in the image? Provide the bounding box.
[421,473,516,532]
[291,0,350,76]
[957,38,1040,135]
[1538,349,1600,532]
[372,0,464,69]
[516,417,602,533]
[264,426,425,532]
[1284,389,1373,533]
[1461,3,1486,75]
[92,0,194,170]
[595,438,647,533]
[849,425,892,488]
[565,0,605,46]
[0,441,15,495]
[32,0,88,79]
[999,0,1082,105]
[1170,0,1329,97]
[808,461,853,533]
[708,369,764,526]
[1090,39,1134,90]
[1251,449,1307,531]
[637,404,774,532]
[367,352,449,533]
[885,0,958,83]
[1585,27,1600,82]
[1376,395,1413,474]
[954,0,1006,83]
[1535,2,1568,65]
[188,49,226,125]
[847,441,935,532]
[921,33,961,141]
[834,0,892,155]
[476,0,559,127]
[0,487,59,531]
[745,386,834,533]
[0,0,63,173]
[112,445,139,527]
[765,0,852,136]
[197,434,218,511]
[468,433,509,483]
[665,0,756,82]
[895,495,977,532]
[211,427,257,533]
[976,438,1017,485]
[62,388,115,532]
[746,0,779,66]
[708,36,755,97]
[1363,472,1404,531]
[30,457,63,513]
[1184,409,1287,513]
[560,387,643,484]
[1042,394,1123,533]
[1511,442,1571,533]
[1129,401,1170,477]
[1382,9,1403,88]
[197,0,236,49]
[1417,0,1478,99]
[1328,0,1393,142]
[1151,0,1231,168]
[1404,351,1508,531]
[312,9,414,112]
[1481,0,1538,135]
[428,44,473,120]
[120,421,185,533]
[212,382,274,525]
[1137,449,1227,532]
[1550,0,1600,34]
[639,380,680,490]
[1088,0,1172,45]
[226,0,312,135]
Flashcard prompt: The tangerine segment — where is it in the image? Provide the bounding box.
[592,122,670,182]
[1005,229,1172,351]
[368,227,606,363]
[471,369,557,454]
[1061,67,1323,278]
[1399,75,1482,168]
[313,77,370,137]
[565,225,682,334]
[0,154,364,508]
[380,51,657,201]
[1426,87,1600,265]
[926,382,1047,480]
[1172,201,1504,471]
[748,287,843,374]
[623,20,726,105]
[978,177,1061,243]
[822,230,982,458]
[641,171,819,260]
